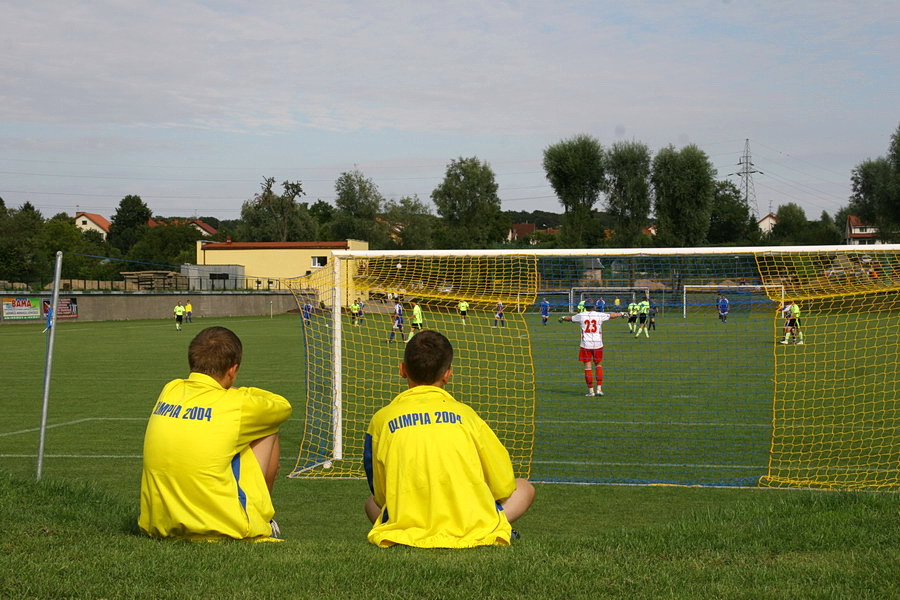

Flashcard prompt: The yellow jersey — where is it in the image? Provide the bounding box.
[364,385,516,548]
[138,373,292,541]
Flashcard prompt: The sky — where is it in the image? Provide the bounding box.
[1,1,898,226]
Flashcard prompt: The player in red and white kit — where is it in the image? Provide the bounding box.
[559,308,626,397]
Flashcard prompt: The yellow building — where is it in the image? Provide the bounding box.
[195,239,368,280]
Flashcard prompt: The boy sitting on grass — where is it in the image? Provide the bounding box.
[363,330,535,548]
[138,326,292,542]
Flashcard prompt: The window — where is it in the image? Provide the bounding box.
[312,256,327,268]
[81,220,88,225]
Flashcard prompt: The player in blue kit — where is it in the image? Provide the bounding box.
[540,298,551,325]
[387,300,404,343]
[717,294,729,323]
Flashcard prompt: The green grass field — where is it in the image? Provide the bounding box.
[1,312,897,599]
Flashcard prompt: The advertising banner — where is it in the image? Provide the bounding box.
[1,297,42,320]
[42,297,79,320]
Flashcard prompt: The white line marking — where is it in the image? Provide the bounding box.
[537,419,771,428]
[532,459,767,469]
[0,417,145,437]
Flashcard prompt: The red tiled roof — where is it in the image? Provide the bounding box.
[74,211,111,232]
[191,219,218,235]
[200,241,353,250]
[148,218,218,235]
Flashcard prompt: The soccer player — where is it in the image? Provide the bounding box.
[138,326,292,542]
[363,330,535,548]
[560,306,626,396]
[457,299,469,325]
[717,294,729,323]
[185,299,193,323]
[595,297,606,313]
[577,298,586,313]
[173,301,185,331]
[358,298,366,324]
[350,298,361,326]
[648,302,657,331]
[493,301,505,327]
[388,299,404,343]
[634,296,651,338]
[302,300,313,325]
[626,299,639,333]
[405,299,423,342]
[540,298,551,325]
[780,301,805,345]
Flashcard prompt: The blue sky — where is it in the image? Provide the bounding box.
[1,1,898,225]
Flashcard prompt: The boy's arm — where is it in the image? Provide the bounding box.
[236,387,292,444]
[475,421,517,501]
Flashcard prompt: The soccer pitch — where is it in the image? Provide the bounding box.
[2,312,898,599]
[2,305,897,492]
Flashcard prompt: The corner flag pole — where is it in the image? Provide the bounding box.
[37,251,63,480]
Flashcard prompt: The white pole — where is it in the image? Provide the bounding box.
[331,259,343,461]
[37,251,63,480]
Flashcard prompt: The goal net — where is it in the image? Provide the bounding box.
[285,246,899,491]
[682,284,785,319]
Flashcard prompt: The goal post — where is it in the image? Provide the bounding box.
[284,246,900,491]
[682,284,785,318]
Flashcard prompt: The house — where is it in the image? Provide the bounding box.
[844,215,883,245]
[757,213,778,234]
[73,212,111,240]
[148,218,218,237]
[507,223,536,242]
[195,239,369,280]
[507,223,560,245]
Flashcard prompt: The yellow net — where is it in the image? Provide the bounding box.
[756,249,899,490]
[285,247,898,491]
[285,254,538,479]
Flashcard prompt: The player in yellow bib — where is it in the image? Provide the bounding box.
[626,300,639,333]
[634,298,651,338]
[405,300,423,342]
[457,300,469,325]
[138,326,292,542]
[364,330,534,547]
[173,301,186,331]
[780,301,805,345]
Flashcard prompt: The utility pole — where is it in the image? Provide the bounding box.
[729,138,764,218]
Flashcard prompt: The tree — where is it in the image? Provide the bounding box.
[848,125,900,242]
[309,200,336,240]
[238,178,316,242]
[329,170,390,247]
[431,157,509,249]
[651,145,716,246]
[382,195,435,250]
[769,203,808,243]
[604,140,652,247]
[108,195,152,254]
[707,180,759,245]
[542,135,607,247]
[128,223,202,268]
[0,201,47,284]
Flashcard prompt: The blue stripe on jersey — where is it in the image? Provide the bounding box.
[231,453,247,511]
[363,433,375,494]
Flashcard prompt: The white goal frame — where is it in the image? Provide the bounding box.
[682,284,785,318]
[311,245,890,473]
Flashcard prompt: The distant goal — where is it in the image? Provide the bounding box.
[682,284,785,318]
